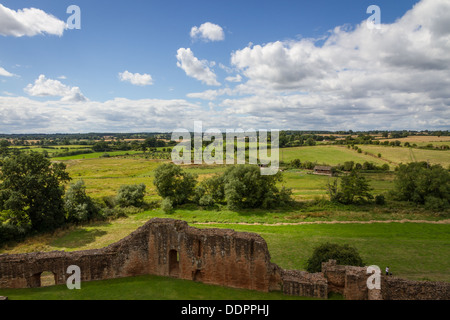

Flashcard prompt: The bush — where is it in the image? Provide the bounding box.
[198,194,215,207]
[115,184,146,208]
[64,180,99,223]
[161,197,174,214]
[0,222,30,244]
[375,194,386,205]
[306,242,365,273]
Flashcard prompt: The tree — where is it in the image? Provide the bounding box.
[393,162,450,210]
[221,165,292,210]
[153,163,197,205]
[306,242,365,273]
[327,170,373,204]
[116,184,146,208]
[92,141,110,152]
[64,180,99,223]
[0,152,70,231]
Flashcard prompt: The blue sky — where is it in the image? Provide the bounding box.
[0,0,449,133]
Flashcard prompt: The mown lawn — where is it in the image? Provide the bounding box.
[0,274,322,300]
[197,222,450,282]
[2,217,448,283]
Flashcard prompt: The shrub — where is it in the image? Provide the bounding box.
[375,194,386,205]
[115,184,146,208]
[161,197,174,214]
[64,180,99,223]
[306,242,365,273]
[198,194,215,207]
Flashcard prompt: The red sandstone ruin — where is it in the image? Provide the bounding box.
[0,218,448,300]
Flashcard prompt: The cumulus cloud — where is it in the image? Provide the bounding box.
[24,75,87,102]
[0,4,66,37]
[187,88,234,101]
[119,70,153,86]
[190,22,225,42]
[0,96,210,133]
[225,0,450,129]
[225,74,242,83]
[0,67,14,77]
[176,48,221,86]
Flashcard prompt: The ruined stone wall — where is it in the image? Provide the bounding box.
[1,219,449,300]
[322,260,450,300]
[0,218,282,293]
[381,277,450,300]
[282,270,328,299]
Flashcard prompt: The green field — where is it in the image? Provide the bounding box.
[199,223,450,282]
[1,141,449,299]
[356,145,450,167]
[280,145,388,166]
[0,274,321,300]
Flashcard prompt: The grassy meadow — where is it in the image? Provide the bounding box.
[1,138,449,299]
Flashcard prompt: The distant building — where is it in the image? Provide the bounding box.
[313,165,333,176]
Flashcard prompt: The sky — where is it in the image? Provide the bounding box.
[0,0,449,134]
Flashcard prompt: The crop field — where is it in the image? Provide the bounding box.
[356,145,450,167]
[280,145,388,166]
[378,135,450,147]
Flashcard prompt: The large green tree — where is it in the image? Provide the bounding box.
[327,170,373,204]
[153,163,197,205]
[0,152,71,231]
[221,165,292,210]
[393,162,450,210]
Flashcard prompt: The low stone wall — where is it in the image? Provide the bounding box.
[282,270,328,299]
[322,260,450,300]
[381,277,450,300]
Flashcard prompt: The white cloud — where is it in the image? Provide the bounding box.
[0,4,66,37]
[176,48,221,86]
[0,96,208,133]
[0,67,14,77]
[187,88,233,101]
[226,0,450,129]
[119,70,153,86]
[24,75,87,102]
[225,74,242,83]
[190,22,225,42]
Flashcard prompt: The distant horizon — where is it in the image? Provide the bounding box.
[0,129,448,137]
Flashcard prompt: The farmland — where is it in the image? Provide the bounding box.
[0,134,449,300]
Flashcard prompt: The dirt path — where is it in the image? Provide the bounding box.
[194,219,450,226]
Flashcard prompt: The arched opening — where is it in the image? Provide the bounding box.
[40,271,56,287]
[169,249,180,277]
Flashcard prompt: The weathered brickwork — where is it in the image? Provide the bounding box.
[322,260,450,300]
[0,219,449,300]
